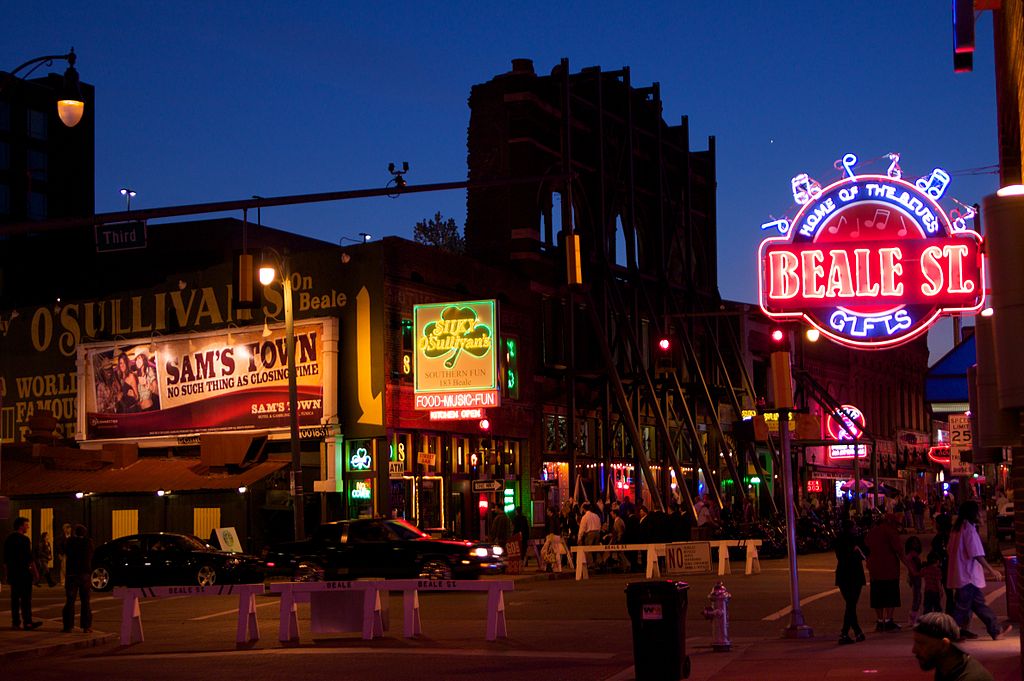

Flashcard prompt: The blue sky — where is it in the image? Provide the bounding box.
[4,2,999,359]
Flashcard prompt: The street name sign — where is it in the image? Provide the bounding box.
[471,479,504,493]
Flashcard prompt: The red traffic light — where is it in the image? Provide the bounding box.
[657,337,671,351]
[771,328,785,343]
[479,418,490,431]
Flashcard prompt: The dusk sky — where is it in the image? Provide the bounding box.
[5,2,1000,359]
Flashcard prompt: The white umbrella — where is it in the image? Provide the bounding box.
[840,479,873,492]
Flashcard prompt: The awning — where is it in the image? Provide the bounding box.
[0,455,290,497]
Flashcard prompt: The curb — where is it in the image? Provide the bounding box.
[0,632,118,662]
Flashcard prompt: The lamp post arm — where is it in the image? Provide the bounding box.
[283,271,305,541]
[2,50,76,91]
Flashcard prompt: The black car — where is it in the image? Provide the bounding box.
[90,532,264,591]
[263,518,505,581]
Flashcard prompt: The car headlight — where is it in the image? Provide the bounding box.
[473,547,489,557]
[492,545,504,556]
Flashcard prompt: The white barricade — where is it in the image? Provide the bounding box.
[385,579,514,641]
[113,583,263,646]
[269,580,388,642]
[708,540,762,575]
[571,544,664,580]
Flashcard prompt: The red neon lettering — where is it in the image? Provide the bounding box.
[853,249,879,296]
[769,251,799,299]
[878,247,903,297]
[825,249,855,298]
[800,250,825,299]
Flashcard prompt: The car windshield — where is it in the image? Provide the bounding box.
[178,535,212,551]
[386,519,430,540]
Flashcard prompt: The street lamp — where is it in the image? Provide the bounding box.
[1,48,85,127]
[258,250,305,540]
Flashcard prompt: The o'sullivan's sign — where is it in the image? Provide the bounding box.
[413,300,499,415]
[758,156,984,348]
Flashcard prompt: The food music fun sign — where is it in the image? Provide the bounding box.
[758,154,984,349]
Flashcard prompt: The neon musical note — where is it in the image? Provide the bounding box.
[896,215,908,236]
[915,168,951,200]
[886,152,902,179]
[841,153,858,179]
[865,208,890,231]
[827,216,845,234]
[791,174,822,205]
[761,218,790,234]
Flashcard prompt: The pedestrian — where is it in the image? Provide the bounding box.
[911,612,995,681]
[948,500,1012,641]
[931,512,956,616]
[34,531,55,587]
[512,506,530,563]
[921,551,945,615]
[3,517,42,630]
[865,512,909,631]
[834,518,867,644]
[61,524,94,633]
[487,509,512,549]
[906,535,924,625]
[57,523,73,586]
[913,495,927,533]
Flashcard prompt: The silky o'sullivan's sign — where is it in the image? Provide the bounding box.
[413,300,499,412]
[758,155,984,349]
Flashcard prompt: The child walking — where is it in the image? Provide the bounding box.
[921,550,944,614]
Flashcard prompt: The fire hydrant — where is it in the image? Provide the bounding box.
[702,581,732,651]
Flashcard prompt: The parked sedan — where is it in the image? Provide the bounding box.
[263,518,505,581]
[90,532,265,591]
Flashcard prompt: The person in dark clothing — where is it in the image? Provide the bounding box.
[4,517,42,630]
[61,524,94,633]
[834,518,868,644]
[511,507,530,562]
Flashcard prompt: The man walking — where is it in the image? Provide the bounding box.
[865,512,908,631]
[948,500,1011,640]
[62,524,94,633]
[3,517,42,630]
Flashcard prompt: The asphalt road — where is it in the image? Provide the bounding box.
[4,549,1012,681]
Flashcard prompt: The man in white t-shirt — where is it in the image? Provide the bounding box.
[578,503,603,546]
[947,500,1011,641]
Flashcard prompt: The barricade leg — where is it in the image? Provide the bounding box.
[278,590,300,642]
[646,548,661,579]
[485,587,508,641]
[362,587,386,640]
[575,551,589,580]
[119,590,144,645]
[236,588,260,644]
[403,590,422,637]
[718,544,731,576]
[745,545,761,575]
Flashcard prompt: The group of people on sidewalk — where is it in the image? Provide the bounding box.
[834,500,1011,647]
[2,517,94,634]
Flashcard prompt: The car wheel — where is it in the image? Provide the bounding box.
[418,558,453,580]
[294,560,325,582]
[196,565,218,587]
[91,566,113,592]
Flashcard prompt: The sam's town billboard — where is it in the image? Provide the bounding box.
[77,320,337,442]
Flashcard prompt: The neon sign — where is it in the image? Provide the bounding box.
[413,300,500,411]
[351,480,372,500]
[349,447,372,471]
[759,155,985,349]
[928,444,951,465]
[825,404,867,459]
[806,479,823,493]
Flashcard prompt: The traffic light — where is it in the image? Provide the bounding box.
[981,189,1024,409]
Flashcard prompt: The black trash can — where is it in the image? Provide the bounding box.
[1005,556,1019,622]
[625,580,690,680]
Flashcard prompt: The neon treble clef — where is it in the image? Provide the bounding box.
[886,152,902,179]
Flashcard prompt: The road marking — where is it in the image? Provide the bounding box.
[79,647,616,662]
[762,587,839,621]
[190,600,279,621]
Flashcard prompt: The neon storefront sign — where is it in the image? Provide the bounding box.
[825,404,867,459]
[349,447,372,470]
[758,154,984,349]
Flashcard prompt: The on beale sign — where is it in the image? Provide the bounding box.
[758,154,984,349]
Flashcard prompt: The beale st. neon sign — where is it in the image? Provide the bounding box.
[758,153,985,349]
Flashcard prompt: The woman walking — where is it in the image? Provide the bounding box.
[834,518,868,644]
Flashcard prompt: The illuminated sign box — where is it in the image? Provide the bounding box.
[429,408,485,421]
[825,404,868,460]
[413,300,500,411]
[758,159,984,349]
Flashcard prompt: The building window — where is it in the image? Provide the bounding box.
[544,414,567,454]
[27,149,47,181]
[28,191,47,220]
[27,109,47,140]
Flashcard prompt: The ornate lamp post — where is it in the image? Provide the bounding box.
[259,250,305,540]
[1,49,85,127]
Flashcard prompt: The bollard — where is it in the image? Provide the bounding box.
[701,580,731,652]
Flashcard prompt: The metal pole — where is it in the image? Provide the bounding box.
[854,443,862,515]
[780,408,812,638]
[284,269,304,540]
